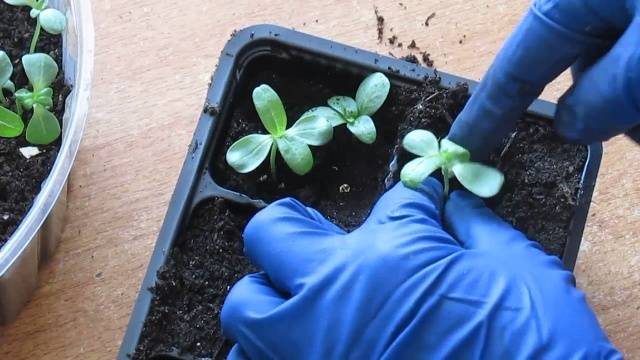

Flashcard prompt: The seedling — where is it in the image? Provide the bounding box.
[226,84,334,180]
[0,52,61,144]
[400,129,504,197]
[3,0,67,53]
[313,72,390,144]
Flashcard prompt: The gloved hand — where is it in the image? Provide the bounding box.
[448,0,640,159]
[221,178,620,359]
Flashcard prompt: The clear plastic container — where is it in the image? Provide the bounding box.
[0,0,94,324]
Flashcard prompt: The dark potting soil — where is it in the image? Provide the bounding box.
[133,199,257,360]
[0,3,70,248]
[135,68,586,358]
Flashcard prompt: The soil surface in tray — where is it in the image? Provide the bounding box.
[0,3,70,248]
[135,72,586,358]
[134,198,257,359]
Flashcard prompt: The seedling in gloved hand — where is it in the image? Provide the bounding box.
[312,72,390,144]
[400,129,504,197]
[3,0,67,53]
[226,84,334,181]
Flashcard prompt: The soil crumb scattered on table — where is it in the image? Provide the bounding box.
[374,7,385,42]
[400,54,420,64]
[425,12,436,26]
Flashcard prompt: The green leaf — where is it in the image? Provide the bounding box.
[0,106,24,138]
[355,72,390,116]
[402,129,439,157]
[286,111,333,146]
[276,135,313,175]
[25,104,60,144]
[302,106,345,127]
[328,96,358,120]
[440,138,470,163]
[39,8,66,35]
[225,134,273,173]
[452,162,504,198]
[16,89,35,110]
[22,53,58,92]
[346,115,376,144]
[400,156,442,189]
[252,84,287,136]
[3,0,38,7]
[0,51,13,89]
[34,87,53,108]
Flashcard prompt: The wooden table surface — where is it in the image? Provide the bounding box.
[1,0,638,358]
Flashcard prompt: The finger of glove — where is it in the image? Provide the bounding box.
[447,1,627,159]
[444,191,542,255]
[244,197,345,295]
[221,273,287,359]
[366,177,443,227]
[555,16,640,143]
[363,178,461,248]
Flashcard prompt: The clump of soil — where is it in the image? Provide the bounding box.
[0,3,70,248]
[133,199,258,360]
[425,12,436,26]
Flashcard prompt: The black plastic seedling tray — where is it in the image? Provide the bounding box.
[118,24,602,359]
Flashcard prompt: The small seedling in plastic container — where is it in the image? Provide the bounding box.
[226,84,334,181]
[400,129,504,197]
[0,53,62,144]
[311,72,390,144]
[3,0,67,53]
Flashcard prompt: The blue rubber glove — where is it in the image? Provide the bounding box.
[221,179,620,359]
[448,0,640,159]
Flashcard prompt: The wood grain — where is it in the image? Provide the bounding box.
[0,0,638,358]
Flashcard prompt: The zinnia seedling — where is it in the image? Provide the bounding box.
[310,72,390,144]
[226,84,334,180]
[3,0,67,53]
[0,52,62,144]
[400,129,504,197]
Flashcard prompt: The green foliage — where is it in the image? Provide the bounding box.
[26,103,60,144]
[400,129,504,198]
[320,72,390,144]
[38,8,66,34]
[226,85,334,179]
[0,106,24,138]
[0,50,62,144]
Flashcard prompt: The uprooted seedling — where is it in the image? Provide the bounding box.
[226,84,334,181]
[400,129,504,197]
